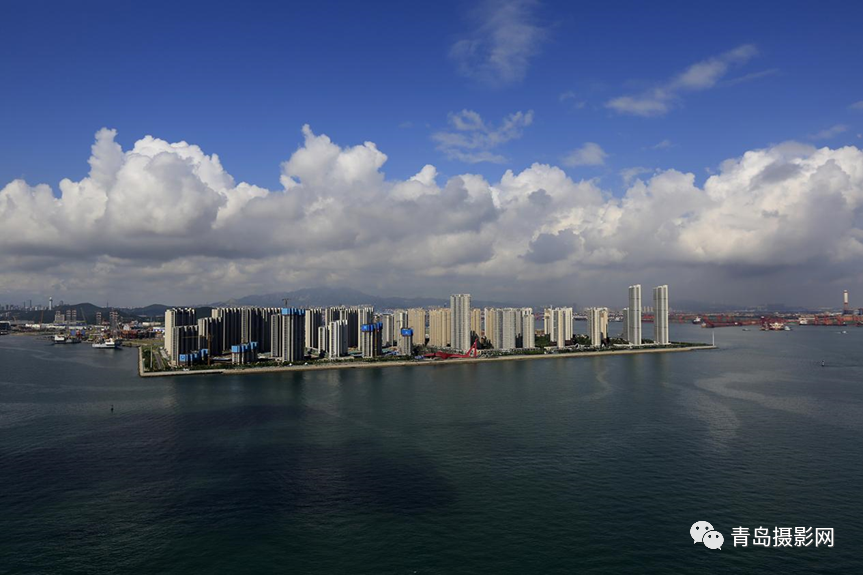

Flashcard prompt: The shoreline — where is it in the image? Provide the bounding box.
[138,344,717,378]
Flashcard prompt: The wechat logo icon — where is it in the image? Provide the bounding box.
[691,521,724,550]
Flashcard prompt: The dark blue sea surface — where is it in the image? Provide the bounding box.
[1,324,862,574]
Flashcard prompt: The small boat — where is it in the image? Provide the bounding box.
[92,338,122,349]
[53,334,68,344]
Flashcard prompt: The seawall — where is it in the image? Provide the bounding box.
[139,344,717,378]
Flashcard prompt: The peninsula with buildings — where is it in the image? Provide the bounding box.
[20,284,863,377]
[1,283,736,376]
[141,284,712,376]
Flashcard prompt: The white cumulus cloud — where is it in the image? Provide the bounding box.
[2,127,863,307]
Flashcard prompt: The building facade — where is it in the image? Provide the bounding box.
[470,308,482,342]
[407,308,426,346]
[357,307,374,348]
[521,308,535,348]
[500,308,519,350]
[398,328,413,356]
[428,308,452,348]
[653,285,669,345]
[165,308,196,361]
[328,319,348,358]
[627,284,642,345]
[305,307,324,350]
[587,307,609,347]
[484,307,499,348]
[272,308,305,363]
[450,294,472,352]
[171,325,198,365]
[378,313,394,347]
[360,322,383,358]
[197,316,223,356]
[394,310,408,334]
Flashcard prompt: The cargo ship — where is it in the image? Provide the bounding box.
[92,338,122,349]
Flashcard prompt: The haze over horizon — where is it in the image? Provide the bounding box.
[2,0,863,308]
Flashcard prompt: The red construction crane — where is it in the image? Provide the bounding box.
[424,338,480,360]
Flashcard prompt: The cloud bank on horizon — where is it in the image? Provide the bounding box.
[2,126,862,307]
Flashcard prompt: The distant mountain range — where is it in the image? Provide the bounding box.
[5,287,520,322]
[204,286,522,310]
[6,302,190,323]
[4,288,820,323]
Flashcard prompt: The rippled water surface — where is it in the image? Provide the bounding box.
[2,325,862,574]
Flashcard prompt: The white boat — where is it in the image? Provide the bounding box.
[53,334,68,344]
[92,338,122,349]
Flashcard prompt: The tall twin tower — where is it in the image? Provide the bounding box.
[623,284,669,345]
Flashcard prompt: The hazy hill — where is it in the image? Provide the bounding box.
[205,286,521,310]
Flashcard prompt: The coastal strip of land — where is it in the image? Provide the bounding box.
[138,344,717,378]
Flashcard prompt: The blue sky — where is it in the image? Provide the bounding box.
[2,0,863,307]
[3,0,860,191]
